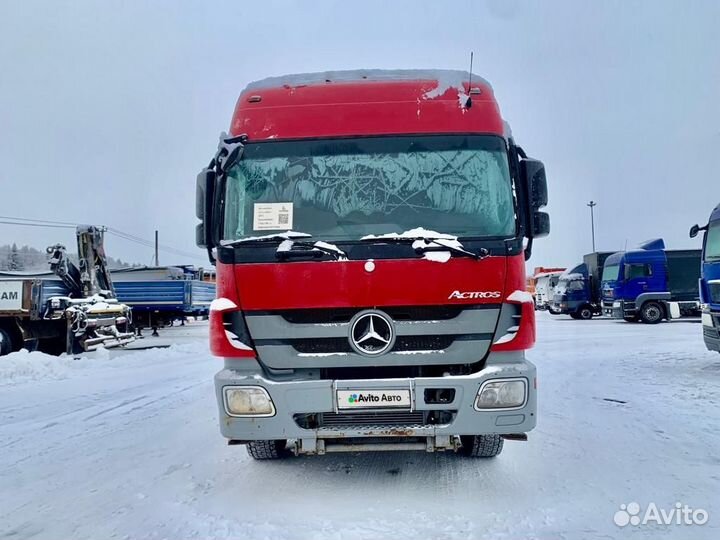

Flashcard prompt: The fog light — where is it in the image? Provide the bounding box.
[224,386,275,417]
[475,379,527,410]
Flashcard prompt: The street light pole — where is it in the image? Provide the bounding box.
[587,201,597,252]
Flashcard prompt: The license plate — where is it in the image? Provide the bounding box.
[337,389,411,410]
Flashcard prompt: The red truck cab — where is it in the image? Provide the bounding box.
[196,70,549,459]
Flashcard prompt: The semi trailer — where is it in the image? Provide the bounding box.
[601,239,700,323]
[690,204,720,351]
[111,266,215,334]
[196,69,549,459]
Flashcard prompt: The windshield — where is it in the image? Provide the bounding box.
[223,135,516,242]
[602,264,621,282]
[706,221,720,261]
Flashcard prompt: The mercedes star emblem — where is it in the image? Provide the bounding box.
[349,310,396,356]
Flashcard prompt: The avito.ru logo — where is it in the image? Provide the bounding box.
[614,502,709,527]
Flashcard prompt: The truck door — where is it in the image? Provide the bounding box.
[624,263,654,299]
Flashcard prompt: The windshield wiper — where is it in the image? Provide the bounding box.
[360,235,488,260]
[220,231,312,247]
[276,239,347,261]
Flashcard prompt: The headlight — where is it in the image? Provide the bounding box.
[702,313,714,328]
[224,386,275,417]
[613,301,621,308]
[475,379,527,410]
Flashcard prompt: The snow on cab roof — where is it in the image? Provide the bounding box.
[244,69,493,93]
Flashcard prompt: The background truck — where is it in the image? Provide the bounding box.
[690,204,720,352]
[551,252,613,319]
[111,266,216,335]
[532,268,565,311]
[0,226,133,356]
[601,239,700,323]
[196,69,549,459]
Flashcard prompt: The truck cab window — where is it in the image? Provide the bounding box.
[625,263,651,280]
[706,221,720,261]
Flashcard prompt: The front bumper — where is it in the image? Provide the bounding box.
[552,300,579,315]
[215,352,537,451]
[603,300,633,319]
[703,310,720,352]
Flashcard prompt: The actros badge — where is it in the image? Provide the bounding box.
[448,290,502,300]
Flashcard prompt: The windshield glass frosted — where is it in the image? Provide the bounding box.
[706,221,720,260]
[602,264,621,282]
[223,135,516,242]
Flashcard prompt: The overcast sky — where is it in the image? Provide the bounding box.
[1,0,718,269]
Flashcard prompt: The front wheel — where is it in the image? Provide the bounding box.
[577,306,594,320]
[246,440,289,460]
[459,434,504,458]
[640,301,664,324]
[0,328,15,356]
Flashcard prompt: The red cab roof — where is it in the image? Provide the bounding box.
[230,69,508,141]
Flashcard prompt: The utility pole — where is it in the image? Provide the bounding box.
[154,230,159,266]
[587,201,597,252]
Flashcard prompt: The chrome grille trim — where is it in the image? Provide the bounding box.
[245,307,500,340]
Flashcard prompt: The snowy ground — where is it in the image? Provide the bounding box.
[1,314,719,539]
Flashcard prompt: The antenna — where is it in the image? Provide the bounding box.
[466,51,474,108]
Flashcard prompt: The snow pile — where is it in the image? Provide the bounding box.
[0,348,110,386]
[361,227,456,241]
[0,342,206,386]
[507,290,535,303]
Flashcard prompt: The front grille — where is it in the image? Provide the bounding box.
[278,305,472,325]
[704,327,719,339]
[293,410,456,429]
[291,335,456,354]
[322,411,424,427]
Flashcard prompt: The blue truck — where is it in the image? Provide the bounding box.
[690,204,720,352]
[111,266,216,334]
[601,239,701,323]
[551,252,613,319]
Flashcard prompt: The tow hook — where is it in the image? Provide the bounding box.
[501,433,528,441]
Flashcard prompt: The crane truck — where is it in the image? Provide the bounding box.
[0,226,133,356]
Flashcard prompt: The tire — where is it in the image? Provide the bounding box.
[246,440,288,460]
[577,306,593,320]
[0,328,14,356]
[459,434,504,458]
[640,301,664,324]
[569,312,581,320]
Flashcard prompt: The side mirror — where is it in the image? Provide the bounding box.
[196,168,216,248]
[521,158,548,209]
[532,211,550,238]
[689,224,700,238]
